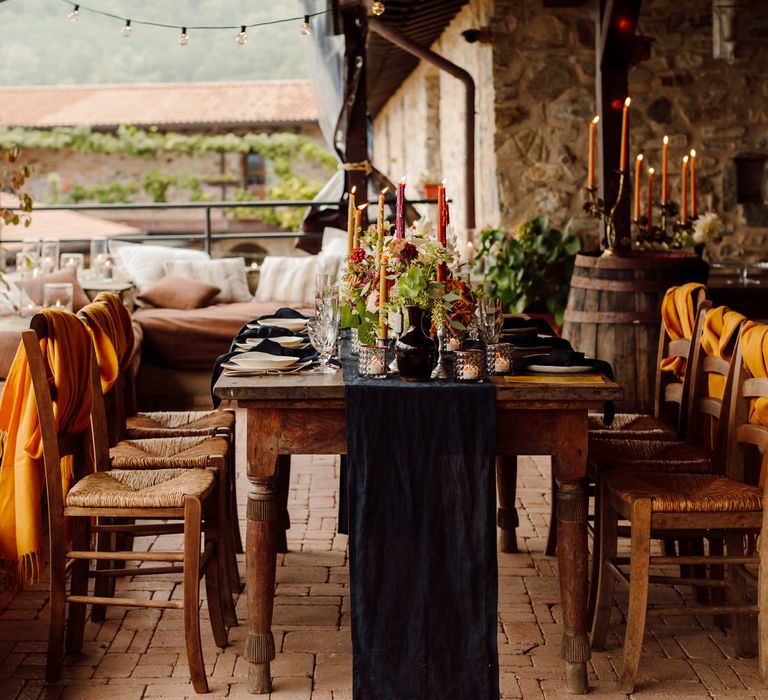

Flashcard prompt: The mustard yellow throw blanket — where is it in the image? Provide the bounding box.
[0,311,94,584]
[659,282,706,379]
[700,306,746,400]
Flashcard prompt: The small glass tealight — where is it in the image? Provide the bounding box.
[60,252,85,277]
[454,349,485,382]
[485,343,514,375]
[43,282,74,312]
[358,344,387,378]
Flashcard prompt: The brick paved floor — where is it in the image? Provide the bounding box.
[0,415,763,699]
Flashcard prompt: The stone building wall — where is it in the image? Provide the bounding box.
[373,0,768,254]
[372,0,499,252]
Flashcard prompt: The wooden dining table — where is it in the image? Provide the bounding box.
[214,369,623,696]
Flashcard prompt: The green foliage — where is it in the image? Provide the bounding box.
[473,216,580,325]
[340,302,378,347]
[0,125,337,168]
[68,181,140,204]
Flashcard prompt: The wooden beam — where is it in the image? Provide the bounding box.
[341,3,369,221]
[596,0,642,252]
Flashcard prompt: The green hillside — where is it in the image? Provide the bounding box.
[0,0,310,85]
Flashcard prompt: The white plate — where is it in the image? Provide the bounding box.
[246,335,305,348]
[252,317,308,332]
[527,364,594,374]
[230,354,300,369]
[221,360,311,376]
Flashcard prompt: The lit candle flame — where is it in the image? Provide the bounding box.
[381,187,389,195]
[399,176,406,184]
[636,154,643,162]
[441,178,446,186]
[648,167,654,174]
[624,97,631,107]
[683,155,689,164]
[663,135,669,145]
[351,185,356,195]
[357,202,369,211]
[690,149,696,158]
[592,115,600,124]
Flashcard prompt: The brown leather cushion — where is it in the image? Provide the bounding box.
[137,275,221,310]
[21,268,91,311]
[606,473,763,513]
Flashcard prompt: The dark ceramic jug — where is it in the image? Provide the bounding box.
[395,305,436,381]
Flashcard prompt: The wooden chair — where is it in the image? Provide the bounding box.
[500,292,709,556]
[76,302,239,626]
[590,336,766,693]
[586,304,736,616]
[23,315,228,693]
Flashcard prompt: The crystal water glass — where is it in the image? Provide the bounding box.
[308,294,340,373]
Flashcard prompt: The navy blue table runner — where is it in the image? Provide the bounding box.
[343,352,499,700]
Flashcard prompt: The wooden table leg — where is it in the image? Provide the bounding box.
[496,455,519,553]
[245,410,280,694]
[556,480,590,693]
[553,410,590,694]
[246,484,277,694]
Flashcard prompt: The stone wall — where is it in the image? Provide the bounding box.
[372,0,499,253]
[373,0,768,254]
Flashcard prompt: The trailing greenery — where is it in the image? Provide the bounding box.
[67,181,140,204]
[0,125,337,167]
[473,216,580,325]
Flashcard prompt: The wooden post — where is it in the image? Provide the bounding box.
[341,4,369,219]
[596,0,642,252]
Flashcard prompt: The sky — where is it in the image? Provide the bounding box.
[0,0,313,85]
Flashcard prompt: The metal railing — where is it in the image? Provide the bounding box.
[2,198,439,254]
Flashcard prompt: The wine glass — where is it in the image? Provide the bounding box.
[307,295,340,373]
[477,297,503,344]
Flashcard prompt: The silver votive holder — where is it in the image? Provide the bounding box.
[454,349,485,383]
[358,344,387,378]
[485,343,514,375]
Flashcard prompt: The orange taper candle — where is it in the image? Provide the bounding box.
[661,135,669,205]
[379,254,389,341]
[690,149,697,217]
[647,167,654,232]
[353,203,368,249]
[588,116,599,189]
[346,185,356,255]
[681,155,689,222]
[619,97,631,172]
[634,154,643,221]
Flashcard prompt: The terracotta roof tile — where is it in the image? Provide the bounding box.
[0,80,317,129]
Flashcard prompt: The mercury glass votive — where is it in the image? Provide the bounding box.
[454,349,485,382]
[485,343,514,375]
[358,344,387,378]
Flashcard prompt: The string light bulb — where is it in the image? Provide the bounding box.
[371,1,386,16]
[121,19,132,38]
[67,4,80,22]
[178,27,189,46]
[300,15,311,36]
[236,25,248,45]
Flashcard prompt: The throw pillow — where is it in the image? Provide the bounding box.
[110,241,210,292]
[255,255,317,304]
[164,257,251,303]
[20,268,91,311]
[137,275,221,310]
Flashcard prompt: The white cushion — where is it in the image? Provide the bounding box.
[110,241,209,292]
[164,257,252,303]
[321,227,349,256]
[255,250,345,305]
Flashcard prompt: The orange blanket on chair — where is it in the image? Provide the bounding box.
[0,311,93,584]
[701,306,746,400]
[659,282,706,379]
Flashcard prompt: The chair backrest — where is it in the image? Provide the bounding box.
[720,339,768,488]
[683,306,746,455]
[653,287,709,429]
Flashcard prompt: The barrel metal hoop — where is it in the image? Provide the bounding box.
[574,253,702,270]
[569,276,674,293]
[564,310,659,324]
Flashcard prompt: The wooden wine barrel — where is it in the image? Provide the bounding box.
[562,251,708,413]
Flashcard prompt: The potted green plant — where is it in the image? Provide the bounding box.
[473,216,580,327]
